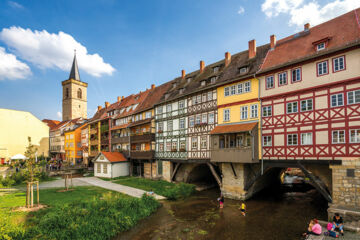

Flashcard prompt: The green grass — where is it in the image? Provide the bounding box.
[112,177,196,200]
[0,186,160,240]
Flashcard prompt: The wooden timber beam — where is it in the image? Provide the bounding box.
[171,163,181,181]
[206,162,222,187]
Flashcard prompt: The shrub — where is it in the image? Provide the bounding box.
[163,182,196,200]
[0,212,25,240]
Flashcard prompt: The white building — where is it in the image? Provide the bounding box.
[93,152,129,178]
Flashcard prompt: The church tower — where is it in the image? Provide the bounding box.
[62,52,88,121]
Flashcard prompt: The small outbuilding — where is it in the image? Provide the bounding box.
[93,152,129,178]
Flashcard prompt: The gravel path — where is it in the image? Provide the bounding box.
[77,177,165,200]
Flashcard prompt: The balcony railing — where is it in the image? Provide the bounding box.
[211,147,257,163]
[130,150,155,160]
[90,128,97,134]
[130,133,155,143]
[90,139,98,145]
[112,136,129,144]
[89,150,99,157]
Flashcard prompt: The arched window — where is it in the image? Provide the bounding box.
[77,88,82,99]
[65,88,69,98]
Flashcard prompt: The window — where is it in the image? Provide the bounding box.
[291,68,301,82]
[172,141,177,151]
[157,160,163,175]
[350,129,360,143]
[192,96,197,105]
[239,67,248,74]
[348,90,360,105]
[202,93,207,102]
[77,88,82,99]
[158,122,163,131]
[278,72,287,86]
[103,164,107,174]
[201,80,206,86]
[65,88,69,98]
[97,163,101,173]
[287,102,298,114]
[262,106,272,117]
[210,76,217,84]
[202,114,207,123]
[159,143,164,151]
[189,116,195,127]
[332,130,345,144]
[300,99,313,112]
[333,56,345,72]
[331,93,344,107]
[179,118,185,129]
[301,133,313,145]
[237,83,243,94]
[263,136,272,147]
[197,95,201,104]
[240,106,248,120]
[167,120,173,131]
[244,81,251,92]
[251,104,258,118]
[157,106,163,114]
[179,100,185,109]
[208,112,215,124]
[166,142,171,151]
[287,134,298,145]
[179,88,185,94]
[223,109,230,122]
[201,136,207,149]
[317,42,325,51]
[224,87,230,97]
[195,115,201,125]
[266,76,274,89]
[317,61,328,76]
[191,137,197,149]
[230,85,236,95]
[207,91,213,101]
[213,66,220,73]
[145,111,152,119]
[166,104,172,112]
[180,141,186,150]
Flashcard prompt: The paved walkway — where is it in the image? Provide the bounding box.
[77,177,166,200]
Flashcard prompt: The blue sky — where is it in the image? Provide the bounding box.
[0,0,358,120]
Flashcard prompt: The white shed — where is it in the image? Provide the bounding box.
[93,152,130,178]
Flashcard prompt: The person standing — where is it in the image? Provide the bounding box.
[218,194,224,209]
[239,202,246,216]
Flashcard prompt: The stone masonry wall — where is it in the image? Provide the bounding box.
[220,163,247,200]
[162,161,172,182]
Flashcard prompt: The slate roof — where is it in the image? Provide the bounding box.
[210,122,258,135]
[259,8,360,73]
[69,53,81,81]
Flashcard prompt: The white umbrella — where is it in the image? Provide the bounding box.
[10,154,27,160]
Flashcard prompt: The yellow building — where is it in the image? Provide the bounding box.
[0,108,49,163]
[64,125,83,164]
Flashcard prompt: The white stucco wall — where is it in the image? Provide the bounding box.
[112,162,130,177]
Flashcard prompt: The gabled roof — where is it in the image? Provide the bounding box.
[42,119,61,130]
[210,122,257,135]
[69,53,81,81]
[96,152,128,163]
[259,8,360,73]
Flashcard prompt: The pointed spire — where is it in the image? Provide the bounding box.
[69,49,80,81]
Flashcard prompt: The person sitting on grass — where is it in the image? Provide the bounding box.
[147,189,154,196]
[331,213,344,236]
[303,219,322,237]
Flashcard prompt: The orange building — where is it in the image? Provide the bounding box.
[64,124,84,164]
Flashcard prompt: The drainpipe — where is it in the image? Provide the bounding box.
[254,72,264,175]
[249,131,254,161]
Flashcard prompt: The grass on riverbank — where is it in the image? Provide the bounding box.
[0,186,160,240]
[112,177,196,200]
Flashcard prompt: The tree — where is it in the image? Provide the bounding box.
[24,137,40,208]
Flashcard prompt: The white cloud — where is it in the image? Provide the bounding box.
[8,1,24,9]
[237,6,245,15]
[0,47,31,80]
[56,111,62,118]
[0,26,115,77]
[261,0,360,27]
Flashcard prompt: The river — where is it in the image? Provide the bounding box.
[118,180,328,240]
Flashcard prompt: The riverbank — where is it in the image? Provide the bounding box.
[0,186,160,240]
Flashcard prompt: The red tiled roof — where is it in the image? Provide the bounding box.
[260,8,360,72]
[100,152,127,163]
[42,119,60,130]
[210,122,257,135]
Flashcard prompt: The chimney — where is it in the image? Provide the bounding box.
[270,35,276,49]
[304,23,310,31]
[122,96,124,100]
[248,39,256,59]
[151,84,155,89]
[105,101,110,108]
[200,60,205,73]
[117,96,121,102]
[225,52,231,67]
[181,69,186,79]
[97,106,102,111]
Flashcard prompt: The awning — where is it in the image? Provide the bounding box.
[210,122,257,135]
[10,154,27,160]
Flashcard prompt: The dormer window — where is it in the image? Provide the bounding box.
[210,76,217,84]
[165,93,170,99]
[187,77,192,83]
[317,42,325,51]
[201,80,206,86]
[239,67,248,74]
[172,82,177,88]
[179,88,185,94]
[213,66,220,73]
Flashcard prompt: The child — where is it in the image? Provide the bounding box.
[218,194,224,209]
[303,219,322,237]
[331,213,344,236]
[239,202,246,216]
